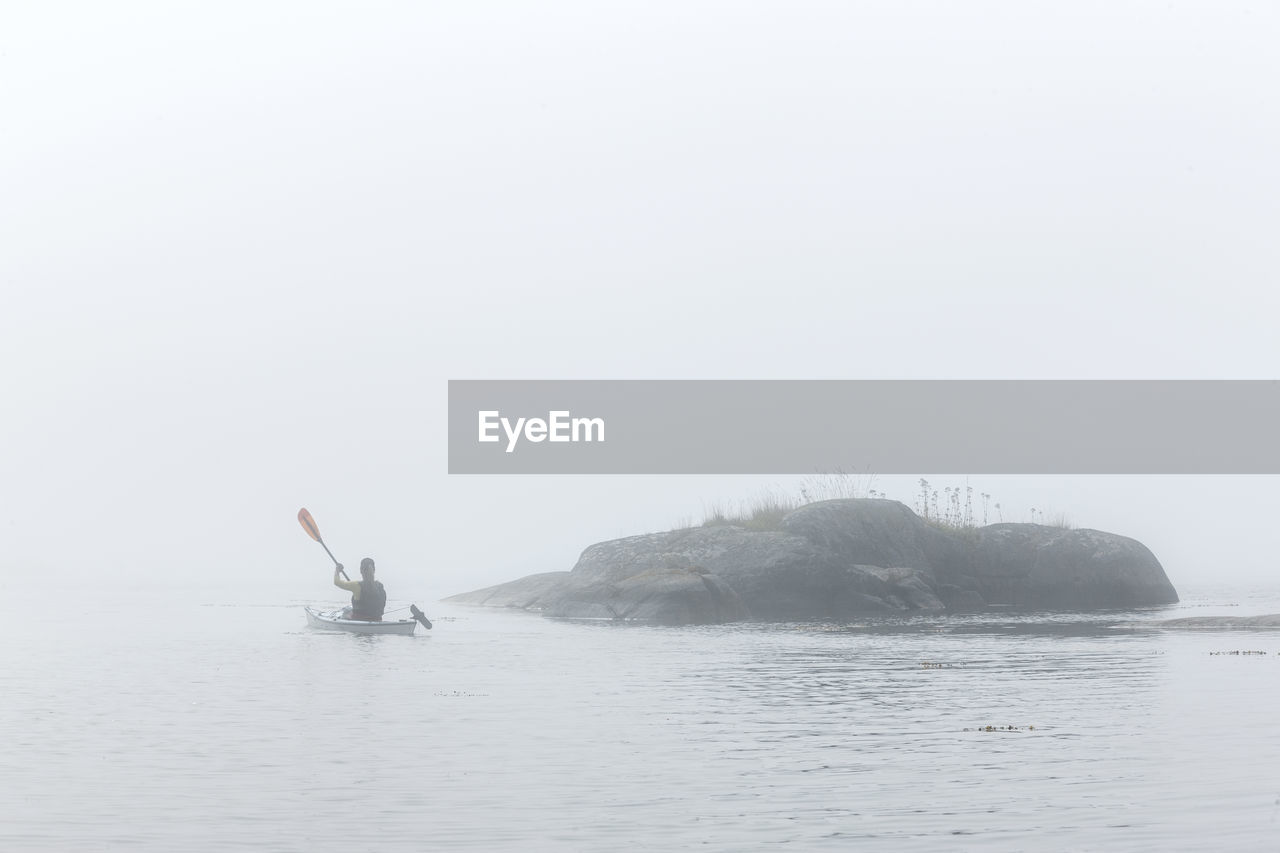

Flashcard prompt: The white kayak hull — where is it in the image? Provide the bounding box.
[304,606,418,635]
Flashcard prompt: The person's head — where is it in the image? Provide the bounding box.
[360,557,375,578]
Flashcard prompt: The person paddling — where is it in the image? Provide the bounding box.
[333,557,387,622]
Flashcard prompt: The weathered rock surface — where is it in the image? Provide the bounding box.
[444,499,1179,624]
[966,524,1178,609]
[447,571,571,609]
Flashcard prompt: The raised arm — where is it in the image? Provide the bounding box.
[333,564,360,595]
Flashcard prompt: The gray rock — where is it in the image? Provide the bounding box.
[781,499,961,575]
[443,571,570,609]
[541,567,749,625]
[445,499,1178,625]
[937,585,986,612]
[861,566,946,612]
[968,525,1178,609]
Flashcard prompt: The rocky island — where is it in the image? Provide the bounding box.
[446,498,1179,624]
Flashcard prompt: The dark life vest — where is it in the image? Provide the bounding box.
[351,580,387,621]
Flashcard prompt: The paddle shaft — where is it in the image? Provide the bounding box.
[320,540,350,581]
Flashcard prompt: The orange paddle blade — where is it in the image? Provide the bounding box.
[297,508,323,542]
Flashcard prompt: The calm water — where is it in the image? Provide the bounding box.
[4,582,1280,851]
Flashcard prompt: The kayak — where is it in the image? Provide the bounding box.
[304,606,419,635]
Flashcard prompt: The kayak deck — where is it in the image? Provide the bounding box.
[304,606,418,635]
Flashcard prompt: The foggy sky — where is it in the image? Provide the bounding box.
[3,3,1278,598]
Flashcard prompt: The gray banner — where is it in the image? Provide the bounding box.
[447,380,1280,474]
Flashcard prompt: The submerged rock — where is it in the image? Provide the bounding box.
[444,499,1179,625]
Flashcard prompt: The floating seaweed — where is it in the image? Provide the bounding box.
[966,725,1035,732]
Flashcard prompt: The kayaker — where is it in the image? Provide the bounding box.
[333,557,388,622]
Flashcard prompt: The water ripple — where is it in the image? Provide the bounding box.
[4,591,1280,850]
